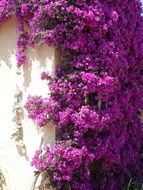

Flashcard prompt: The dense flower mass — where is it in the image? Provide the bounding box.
[1,0,143,189]
[31,142,95,189]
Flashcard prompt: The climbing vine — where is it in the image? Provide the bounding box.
[0,0,143,189]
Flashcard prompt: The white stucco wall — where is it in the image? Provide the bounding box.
[0,18,56,190]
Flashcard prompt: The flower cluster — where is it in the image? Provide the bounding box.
[24,96,50,127]
[31,142,94,190]
[1,0,143,189]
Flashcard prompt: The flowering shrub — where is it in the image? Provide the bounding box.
[31,141,94,190]
[1,0,143,189]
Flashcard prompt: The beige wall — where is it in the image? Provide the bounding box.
[0,18,55,190]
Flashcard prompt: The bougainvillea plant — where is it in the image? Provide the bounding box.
[1,0,143,189]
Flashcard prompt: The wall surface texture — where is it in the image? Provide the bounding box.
[0,18,56,190]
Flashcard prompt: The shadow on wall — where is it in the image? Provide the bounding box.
[22,44,56,90]
[0,17,17,68]
[0,14,61,85]
[0,16,57,157]
[36,122,55,148]
[0,17,58,90]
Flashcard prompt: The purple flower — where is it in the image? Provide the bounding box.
[1,0,143,189]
